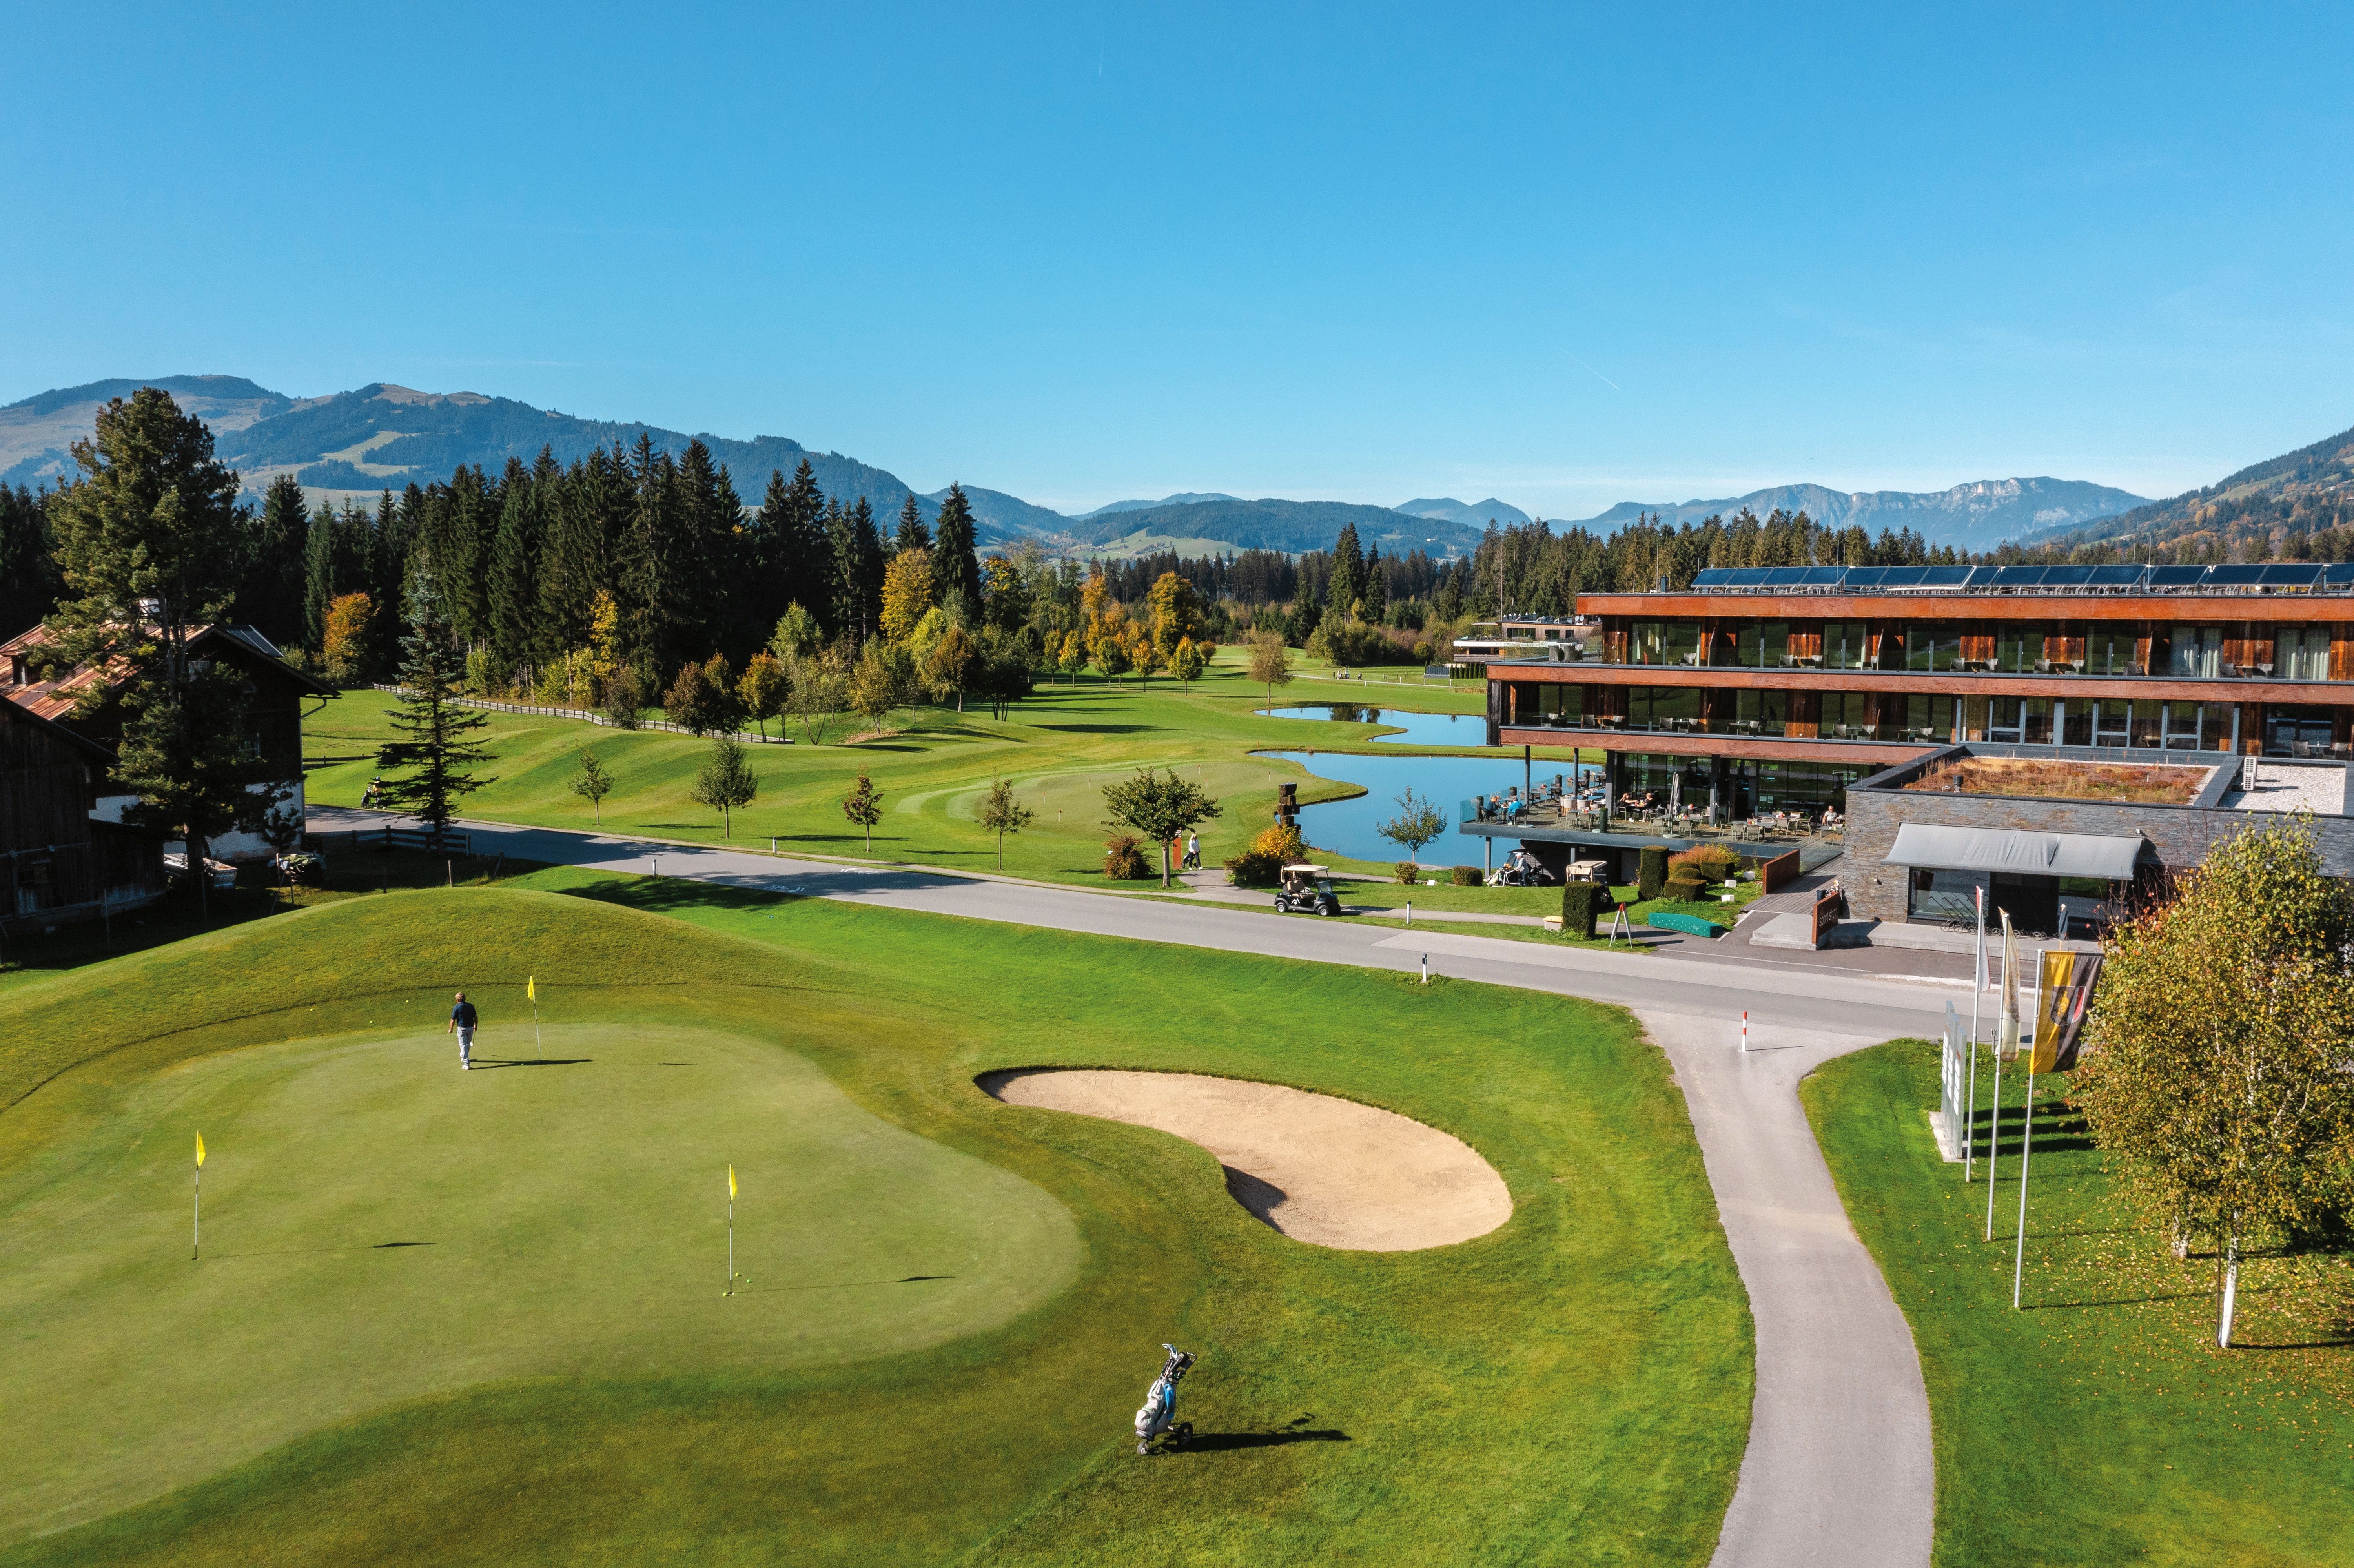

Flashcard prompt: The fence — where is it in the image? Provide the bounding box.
[306,824,475,856]
[365,686,792,743]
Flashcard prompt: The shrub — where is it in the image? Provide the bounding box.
[1450,865,1481,887]
[1637,846,1668,902]
[1669,843,1741,883]
[603,667,644,730]
[1664,872,1710,903]
[1395,861,1419,884]
[1561,881,1606,938]
[1251,823,1306,862]
[1103,834,1153,880]
[1225,850,1282,886]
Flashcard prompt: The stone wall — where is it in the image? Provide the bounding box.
[1843,784,2354,924]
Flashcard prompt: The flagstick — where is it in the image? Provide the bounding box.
[2013,1064,2036,1309]
[725,1192,735,1296]
[193,1160,201,1262]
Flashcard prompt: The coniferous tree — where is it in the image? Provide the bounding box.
[377,573,496,847]
[1328,523,1364,621]
[539,444,621,660]
[618,433,681,684]
[439,464,496,648]
[301,497,339,650]
[1361,545,1388,623]
[894,494,932,555]
[0,483,61,640]
[232,474,310,650]
[931,483,982,612]
[849,497,885,639]
[486,456,539,688]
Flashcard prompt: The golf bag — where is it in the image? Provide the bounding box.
[1134,1344,1197,1455]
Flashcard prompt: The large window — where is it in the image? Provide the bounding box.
[1905,622,1959,672]
[1897,694,1953,743]
[2161,701,2231,751]
[2085,626,2138,676]
[1824,621,1869,669]
[1626,686,1702,731]
[1735,621,1792,668]
[1731,688,1787,736]
[1995,622,2048,673]
[2277,628,2331,681]
[1821,690,1873,738]
[2169,625,2223,678]
[1631,620,1703,667]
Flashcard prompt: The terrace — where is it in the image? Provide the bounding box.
[1896,755,2208,805]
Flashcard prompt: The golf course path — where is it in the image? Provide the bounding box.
[315,809,1942,1566]
[978,1067,1512,1251]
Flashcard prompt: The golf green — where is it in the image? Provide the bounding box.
[0,1018,1077,1541]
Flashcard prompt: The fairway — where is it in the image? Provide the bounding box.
[4,1018,1077,1540]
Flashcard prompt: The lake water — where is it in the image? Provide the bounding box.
[1262,748,1581,867]
[1257,705,1490,747]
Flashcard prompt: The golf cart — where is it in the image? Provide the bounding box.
[1274,863,1343,917]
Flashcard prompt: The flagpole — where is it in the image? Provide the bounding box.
[1966,885,1984,1181]
[725,1164,737,1296]
[193,1132,205,1261]
[1984,911,2013,1243]
[2013,1062,2035,1309]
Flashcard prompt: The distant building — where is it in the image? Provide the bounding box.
[1,623,338,867]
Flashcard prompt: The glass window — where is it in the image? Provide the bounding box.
[2091,699,2132,746]
[1960,696,1991,742]
[1909,868,1983,926]
[2084,626,2137,675]
[1987,698,2023,743]
[2170,625,2222,678]
[1897,694,1952,742]
[1824,621,1869,669]
[2160,701,2231,750]
[1905,623,1958,672]
[1733,621,1791,668]
[2023,698,2053,745]
[1732,688,1787,736]
[1628,686,1701,731]
[2129,703,2160,750]
[1821,690,1873,738]
[2278,627,2330,681]
[1996,623,2047,673]
[2060,700,2092,746]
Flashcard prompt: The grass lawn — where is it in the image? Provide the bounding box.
[2,874,1751,1566]
[1804,1041,2354,1566]
[301,654,1592,896]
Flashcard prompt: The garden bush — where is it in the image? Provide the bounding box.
[1395,861,1419,884]
[1637,846,1668,903]
[1450,865,1482,887]
[1669,844,1741,883]
[1664,872,1709,903]
[1225,850,1281,886]
[1561,880,1606,938]
[1103,835,1153,880]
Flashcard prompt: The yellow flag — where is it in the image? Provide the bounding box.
[727,1164,737,1202]
[195,1133,206,1168]
[527,975,536,1002]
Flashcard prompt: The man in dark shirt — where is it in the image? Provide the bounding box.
[448,991,479,1071]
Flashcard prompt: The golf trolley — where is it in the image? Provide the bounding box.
[1134,1344,1198,1455]
[1273,863,1342,917]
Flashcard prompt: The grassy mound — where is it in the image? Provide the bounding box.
[3,880,1749,1566]
[1804,1041,2353,1565]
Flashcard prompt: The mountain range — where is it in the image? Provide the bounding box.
[3,373,2163,557]
[1564,477,2151,548]
[2039,420,2354,555]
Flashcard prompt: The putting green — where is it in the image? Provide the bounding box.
[0,1017,1079,1543]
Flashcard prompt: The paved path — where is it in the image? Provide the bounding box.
[314,809,1937,1565]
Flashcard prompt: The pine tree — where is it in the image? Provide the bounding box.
[850,497,885,639]
[239,474,310,649]
[1328,523,1364,621]
[931,483,982,612]
[486,457,539,689]
[440,465,495,647]
[1361,545,1388,623]
[539,445,621,660]
[618,433,680,685]
[377,574,496,847]
[894,494,932,554]
[301,497,336,650]
[0,483,62,640]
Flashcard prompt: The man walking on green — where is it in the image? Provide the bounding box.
[448,991,478,1071]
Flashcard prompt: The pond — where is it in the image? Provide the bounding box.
[1258,705,1490,747]
[1262,748,1587,867]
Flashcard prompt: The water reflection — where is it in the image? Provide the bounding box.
[1257,705,1490,747]
[1262,749,1580,865]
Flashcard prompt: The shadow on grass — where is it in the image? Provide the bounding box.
[736,1275,955,1294]
[1181,1429,1352,1452]
[471,1058,593,1069]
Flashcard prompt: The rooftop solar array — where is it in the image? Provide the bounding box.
[1674,561,2346,595]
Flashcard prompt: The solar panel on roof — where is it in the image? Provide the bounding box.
[1799,566,1844,585]
[1989,566,2047,586]
[2323,563,2354,586]
[1760,567,1809,586]
[2041,565,2095,586]
[2086,565,2147,586]
[1722,567,1770,586]
[1875,567,1930,587]
[1692,568,1734,586]
[1918,566,1975,586]
[2259,563,2323,585]
[1843,567,1889,587]
[2205,564,2268,586]
[2146,565,2209,586]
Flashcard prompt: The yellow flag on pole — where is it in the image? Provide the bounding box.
[195,1133,206,1167]
[527,975,536,1002]
[727,1164,737,1201]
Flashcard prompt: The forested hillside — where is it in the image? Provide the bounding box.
[2041,420,2354,561]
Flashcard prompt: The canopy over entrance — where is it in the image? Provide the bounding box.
[1882,823,2146,880]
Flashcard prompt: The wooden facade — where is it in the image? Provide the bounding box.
[0,700,165,931]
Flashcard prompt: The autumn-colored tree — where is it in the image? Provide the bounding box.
[1170,636,1207,682]
[321,591,374,684]
[849,639,911,733]
[1127,626,1163,683]
[1248,632,1293,702]
[664,654,738,736]
[769,602,822,661]
[1057,629,1088,683]
[587,588,623,696]
[2073,821,2354,1347]
[880,548,935,643]
[1146,570,1206,659]
[926,623,980,712]
[738,650,787,739]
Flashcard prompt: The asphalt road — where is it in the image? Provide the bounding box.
[313,808,1939,1567]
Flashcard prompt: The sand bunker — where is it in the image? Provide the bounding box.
[981,1069,1511,1251]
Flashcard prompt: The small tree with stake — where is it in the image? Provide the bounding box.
[569,748,614,825]
[1101,767,1223,888]
[976,776,1034,871]
[1376,787,1447,873]
[842,771,884,851]
[377,575,495,850]
[689,736,758,837]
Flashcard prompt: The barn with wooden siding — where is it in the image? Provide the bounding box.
[0,697,165,933]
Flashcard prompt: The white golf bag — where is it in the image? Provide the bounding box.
[1134,1344,1197,1454]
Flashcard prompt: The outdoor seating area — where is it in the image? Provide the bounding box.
[1463,786,1844,844]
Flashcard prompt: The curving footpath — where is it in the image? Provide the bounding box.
[313,809,1937,1565]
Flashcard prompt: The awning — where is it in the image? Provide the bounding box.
[1883,823,2146,880]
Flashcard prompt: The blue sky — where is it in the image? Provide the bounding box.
[5,3,2352,519]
